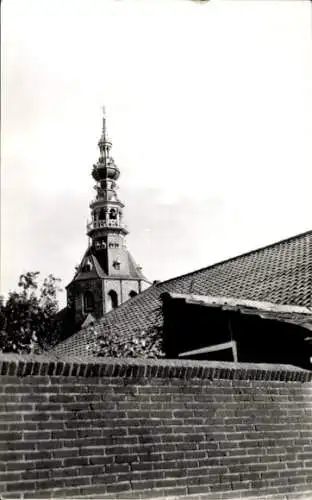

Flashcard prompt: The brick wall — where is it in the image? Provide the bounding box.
[0,355,312,500]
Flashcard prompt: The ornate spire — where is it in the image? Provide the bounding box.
[88,108,127,239]
[66,107,149,326]
[92,108,120,183]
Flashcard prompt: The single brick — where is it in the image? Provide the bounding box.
[21,470,50,481]
[35,478,65,490]
[162,487,189,497]
[3,404,33,412]
[105,463,130,474]
[115,454,140,464]
[0,471,21,482]
[78,465,105,476]
[51,430,77,440]
[137,469,164,481]
[4,441,36,452]
[77,446,104,456]
[20,493,51,500]
[2,495,27,500]
[23,431,50,441]
[23,413,49,422]
[6,481,36,492]
[91,474,117,485]
[63,457,89,467]
[49,467,77,479]
[131,462,154,472]
[88,456,114,466]
[24,451,51,461]
[10,422,36,432]
[33,459,63,470]
[20,395,48,403]
[0,413,22,422]
[36,440,63,450]
[6,461,34,471]
[63,476,91,487]
[35,404,62,412]
[132,479,160,492]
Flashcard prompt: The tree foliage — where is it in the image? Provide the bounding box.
[0,272,62,354]
[87,308,165,358]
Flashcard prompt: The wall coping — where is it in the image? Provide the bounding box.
[0,354,311,381]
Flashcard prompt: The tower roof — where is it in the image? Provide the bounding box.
[67,246,149,288]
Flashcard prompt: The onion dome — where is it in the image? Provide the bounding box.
[92,158,120,182]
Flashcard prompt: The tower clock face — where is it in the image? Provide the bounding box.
[113,259,121,270]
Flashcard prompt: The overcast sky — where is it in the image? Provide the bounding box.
[1,0,312,307]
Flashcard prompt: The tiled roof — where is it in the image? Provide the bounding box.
[51,230,312,357]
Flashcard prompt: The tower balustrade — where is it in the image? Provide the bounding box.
[86,219,128,231]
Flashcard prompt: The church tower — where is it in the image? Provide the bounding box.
[66,109,150,328]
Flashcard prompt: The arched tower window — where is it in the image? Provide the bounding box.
[83,291,95,313]
[108,290,118,310]
[129,290,137,298]
[109,208,117,220]
[99,208,106,220]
